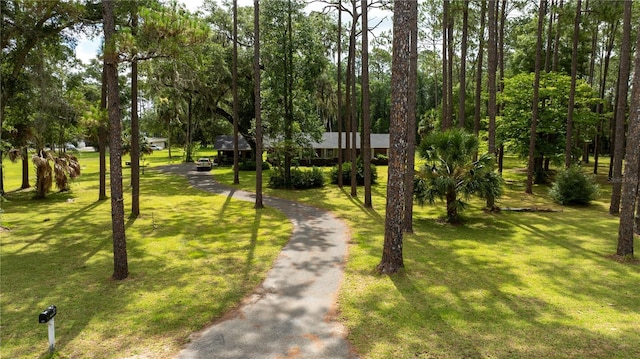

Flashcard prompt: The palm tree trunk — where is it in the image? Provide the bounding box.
[21,148,30,189]
[446,188,457,222]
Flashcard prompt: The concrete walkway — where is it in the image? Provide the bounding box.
[156,164,356,359]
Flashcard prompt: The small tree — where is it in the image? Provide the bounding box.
[414,129,503,223]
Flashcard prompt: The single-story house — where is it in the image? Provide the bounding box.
[214,135,253,164]
[214,132,390,166]
[299,132,390,166]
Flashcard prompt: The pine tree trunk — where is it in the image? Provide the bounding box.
[487,0,497,154]
[565,0,581,168]
[378,0,414,274]
[442,0,450,130]
[131,4,140,217]
[617,26,640,257]
[254,0,263,209]
[233,0,240,185]
[594,19,618,175]
[447,1,454,127]
[404,0,418,233]
[544,0,555,72]
[349,0,358,197]
[527,0,546,194]
[552,0,563,72]
[458,0,469,129]
[362,0,372,208]
[103,0,128,280]
[610,0,632,215]
[337,6,343,188]
[474,0,486,161]
[99,61,107,201]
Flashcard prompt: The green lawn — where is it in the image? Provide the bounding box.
[2,148,638,358]
[214,155,640,359]
[0,149,291,358]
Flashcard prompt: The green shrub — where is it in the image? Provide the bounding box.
[269,167,325,189]
[330,160,378,185]
[549,166,599,205]
[239,160,270,171]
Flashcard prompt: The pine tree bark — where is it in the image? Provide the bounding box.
[103,0,128,280]
[254,0,263,209]
[544,0,555,72]
[617,26,640,257]
[378,0,414,274]
[131,4,140,217]
[99,62,108,201]
[458,0,469,129]
[362,0,372,208]
[474,0,486,160]
[337,4,343,188]
[447,1,454,127]
[610,0,632,215]
[349,0,358,197]
[552,0,563,72]
[594,19,618,175]
[442,0,450,130]
[487,0,497,154]
[404,0,418,233]
[526,0,546,194]
[564,0,581,168]
[233,0,240,185]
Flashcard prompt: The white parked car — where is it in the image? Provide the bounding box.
[196,158,212,171]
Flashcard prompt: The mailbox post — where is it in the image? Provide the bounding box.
[39,305,57,353]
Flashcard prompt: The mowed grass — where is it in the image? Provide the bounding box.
[0,150,291,358]
[214,155,640,359]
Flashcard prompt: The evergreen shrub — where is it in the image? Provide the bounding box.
[330,160,377,185]
[269,167,325,189]
[549,166,599,205]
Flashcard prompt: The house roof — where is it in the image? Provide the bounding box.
[214,135,252,151]
[214,133,390,151]
[311,132,390,149]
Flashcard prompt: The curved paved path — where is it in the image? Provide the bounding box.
[156,164,355,359]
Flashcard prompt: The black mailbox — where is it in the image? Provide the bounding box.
[39,305,57,323]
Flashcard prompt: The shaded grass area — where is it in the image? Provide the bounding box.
[213,154,640,359]
[0,149,291,358]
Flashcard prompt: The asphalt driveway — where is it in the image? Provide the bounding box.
[156,164,356,359]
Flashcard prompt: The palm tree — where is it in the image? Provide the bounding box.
[414,129,503,223]
[31,150,81,199]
